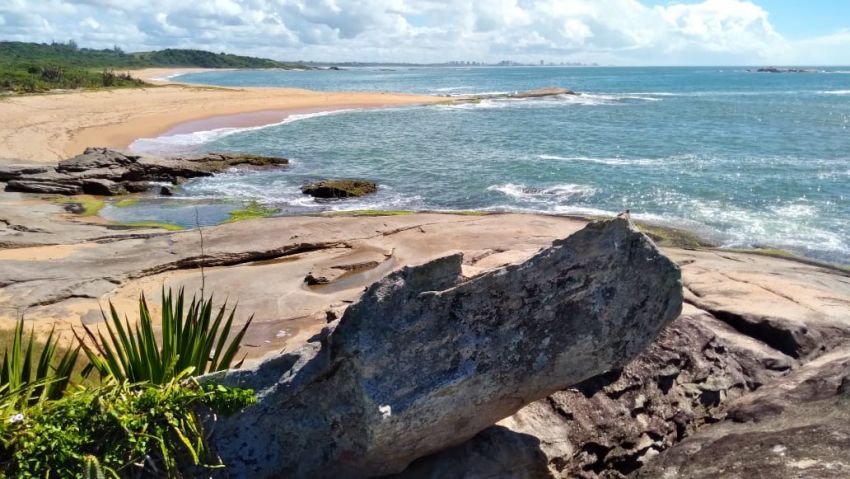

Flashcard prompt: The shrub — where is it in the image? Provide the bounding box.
[0,287,257,476]
[79,288,253,384]
[0,375,255,478]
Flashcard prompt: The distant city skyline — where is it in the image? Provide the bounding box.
[1,0,849,66]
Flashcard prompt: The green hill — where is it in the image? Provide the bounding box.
[0,41,306,93]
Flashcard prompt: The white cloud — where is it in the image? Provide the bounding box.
[0,0,846,65]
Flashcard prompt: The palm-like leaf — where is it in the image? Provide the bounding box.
[79,287,253,384]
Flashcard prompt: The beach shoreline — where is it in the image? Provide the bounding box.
[0,76,443,164]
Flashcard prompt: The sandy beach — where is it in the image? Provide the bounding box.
[0,68,443,164]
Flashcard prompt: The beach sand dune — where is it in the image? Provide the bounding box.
[0,69,442,164]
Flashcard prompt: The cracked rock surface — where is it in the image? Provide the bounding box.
[397,248,850,479]
[209,218,683,478]
[1,201,849,478]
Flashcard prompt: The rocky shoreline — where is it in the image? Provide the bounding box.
[0,149,849,477]
[0,147,288,196]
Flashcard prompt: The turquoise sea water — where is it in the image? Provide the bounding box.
[114,67,850,263]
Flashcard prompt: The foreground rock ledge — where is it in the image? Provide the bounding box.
[208,218,683,478]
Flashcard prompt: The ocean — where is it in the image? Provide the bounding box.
[112,66,850,263]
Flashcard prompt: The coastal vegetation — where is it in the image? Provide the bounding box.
[115,221,185,231]
[0,41,306,93]
[227,201,280,222]
[112,198,139,208]
[0,289,255,477]
[323,209,415,217]
[56,196,106,217]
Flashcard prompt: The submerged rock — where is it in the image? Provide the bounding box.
[208,218,683,478]
[2,148,289,196]
[301,179,378,198]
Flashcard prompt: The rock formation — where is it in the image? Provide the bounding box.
[393,247,850,478]
[453,87,577,104]
[208,218,683,478]
[635,348,850,478]
[0,147,287,195]
[301,179,378,198]
[753,67,812,73]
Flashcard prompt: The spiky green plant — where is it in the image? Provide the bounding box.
[79,288,253,384]
[0,319,80,406]
[82,455,108,479]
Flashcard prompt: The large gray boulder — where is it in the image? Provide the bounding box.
[392,247,850,478]
[210,218,683,478]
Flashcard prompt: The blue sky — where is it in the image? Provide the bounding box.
[754,0,849,39]
[1,0,848,65]
[643,0,850,39]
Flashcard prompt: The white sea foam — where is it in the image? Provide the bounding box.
[487,183,596,201]
[150,73,181,81]
[628,92,682,97]
[774,203,818,218]
[441,91,661,110]
[538,154,659,166]
[818,90,850,95]
[130,109,357,154]
[432,86,473,92]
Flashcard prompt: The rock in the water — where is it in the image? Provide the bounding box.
[208,218,682,478]
[301,179,378,198]
[509,87,577,98]
[455,87,577,105]
[159,186,174,196]
[2,148,289,196]
[753,67,811,73]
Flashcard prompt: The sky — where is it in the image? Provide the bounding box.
[1,0,849,65]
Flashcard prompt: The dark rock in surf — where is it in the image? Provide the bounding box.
[301,179,378,199]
